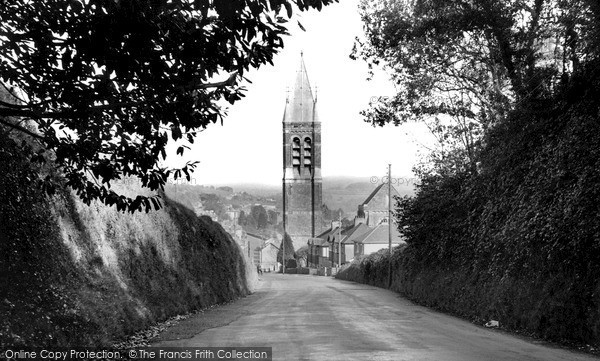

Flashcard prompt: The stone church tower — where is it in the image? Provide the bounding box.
[282,55,323,251]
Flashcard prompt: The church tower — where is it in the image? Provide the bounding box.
[282,55,323,251]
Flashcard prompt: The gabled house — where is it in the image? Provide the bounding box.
[307,183,406,269]
[326,221,345,267]
[246,232,268,265]
[340,222,371,263]
[352,222,404,256]
[246,233,281,271]
[358,183,400,227]
[307,224,340,268]
[258,241,279,272]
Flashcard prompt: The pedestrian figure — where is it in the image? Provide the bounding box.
[257,265,263,275]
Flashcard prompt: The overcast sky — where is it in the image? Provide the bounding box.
[167,0,431,186]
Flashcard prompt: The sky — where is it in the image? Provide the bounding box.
[167,0,431,186]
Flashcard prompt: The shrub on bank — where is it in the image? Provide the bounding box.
[0,132,252,347]
[337,80,600,345]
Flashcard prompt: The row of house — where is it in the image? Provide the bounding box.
[307,183,405,268]
[227,183,405,271]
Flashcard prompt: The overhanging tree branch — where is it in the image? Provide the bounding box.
[0,72,240,119]
[0,0,337,213]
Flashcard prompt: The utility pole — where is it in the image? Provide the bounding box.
[259,244,262,271]
[282,179,286,275]
[338,212,342,268]
[282,232,286,275]
[388,164,393,288]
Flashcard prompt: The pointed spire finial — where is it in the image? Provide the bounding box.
[283,51,317,123]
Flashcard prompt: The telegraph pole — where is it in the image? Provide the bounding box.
[282,163,286,275]
[338,212,342,268]
[388,164,393,288]
[282,233,286,274]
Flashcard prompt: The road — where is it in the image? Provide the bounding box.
[154,273,598,361]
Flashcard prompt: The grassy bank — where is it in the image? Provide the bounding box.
[0,132,253,347]
[338,65,600,347]
[338,244,600,347]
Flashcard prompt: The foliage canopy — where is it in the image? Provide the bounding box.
[355,0,600,175]
[355,0,600,343]
[0,0,335,212]
[277,232,295,263]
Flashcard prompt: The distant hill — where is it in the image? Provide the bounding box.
[322,176,417,216]
[214,183,280,198]
[345,182,375,192]
[201,175,418,217]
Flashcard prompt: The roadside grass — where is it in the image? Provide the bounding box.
[0,131,252,347]
[336,245,600,354]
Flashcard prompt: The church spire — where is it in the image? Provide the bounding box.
[281,51,324,251]
[283,53,317,123]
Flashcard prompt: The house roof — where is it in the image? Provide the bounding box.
[314,225,341,240]
[264,238,278,246]
[246,232,268,240]
[311,238,330,247]
[341,223,371,244]
[315,228,331,239]
[327,228,345,244]
[283,54,318,123]
[353,223,404,244]
[362,183,400,208]
[247,233,268,250]
[261,242,279,251]
[362,183,385,206]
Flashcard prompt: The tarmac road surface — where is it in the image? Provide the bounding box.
[154,273,598,361]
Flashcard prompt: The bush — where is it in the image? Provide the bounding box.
[297,267,310,275]
[338,76,600,345]
[0,131,252,347]
[285,259,297,269]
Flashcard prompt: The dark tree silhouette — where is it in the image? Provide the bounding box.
[277,232,295,265]
[0,0,336,212]
[238,210,247,226]
[251,205,268,229]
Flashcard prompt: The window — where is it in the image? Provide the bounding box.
[292,137,301,174]
[303,137,312,172]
